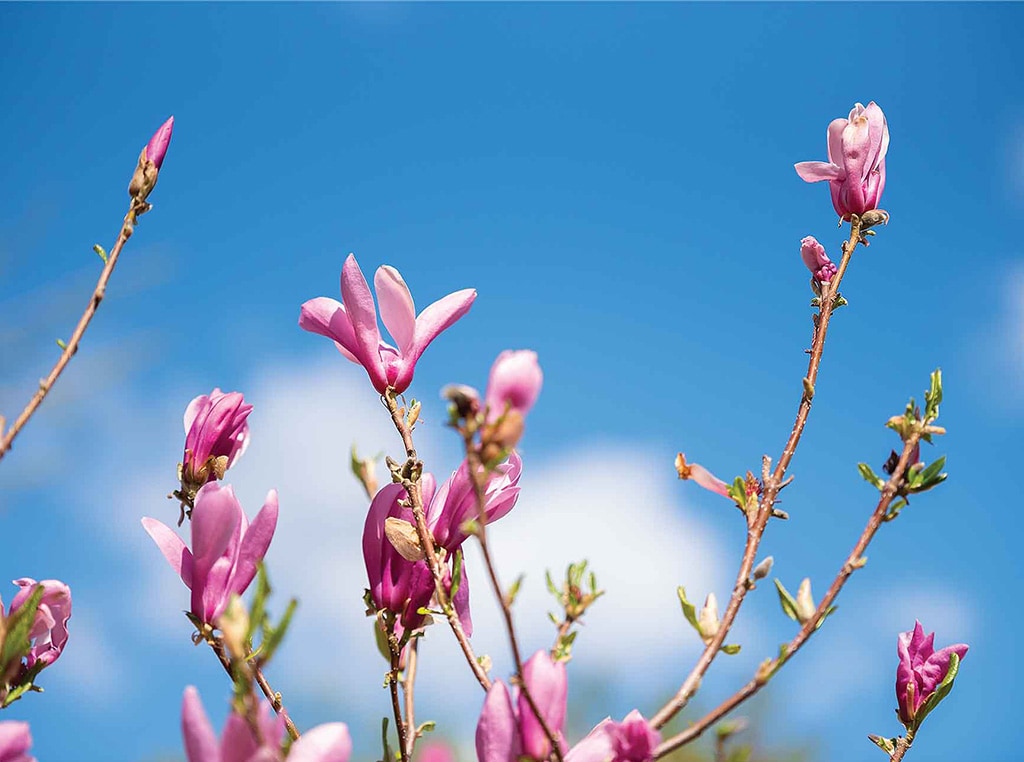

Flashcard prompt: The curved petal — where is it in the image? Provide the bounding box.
[565,719,614,762]
[476,681,521,762]
[190,483,243,619]
[341,254,388,391]
[184,393,212,436]
[392,288,476,392]
[142,518,194,588]
[363,483,408,599]
[231,490,279,598]
[452,564,473,638]
[374,266,417,355]
[794,161,844,183]
[181,687,220,762]
[826,117,847,170]
[519,651,568,760]
[299,297,361,363]
[287,723,353,762]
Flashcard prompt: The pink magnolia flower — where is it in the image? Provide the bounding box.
[8,578,72,669]
[146,116,175,170]
[181,687,352,762]
[896,621,968,727]
[674,453,729,498]
[799,236,837,283]
[143,482,278,624]
[475,651,567,762]
[485,351,543,423]
[182,389,253,488]
[565,711,661,762]
[363,454,521,636]
[795,102,889,220]
[0,721,34,762]
[300,255,476,394]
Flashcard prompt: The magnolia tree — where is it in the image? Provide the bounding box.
[0,103,969,762]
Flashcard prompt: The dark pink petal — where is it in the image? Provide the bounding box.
[363,483,408,602]
[145,116,174,170]
[476,681,521,762]
[142,518,194,587]
[519,651,568,760]
[181,687,219,762]
[611,710,660,762]
[374,266,417,355]
[288,723,353,762]
[341,254,388,392]
[299,297,361,364]
[190,483,243,622]
[230,490,280,599]
[452,563,473,637]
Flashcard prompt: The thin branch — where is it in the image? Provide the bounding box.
[465,444,565,762]
[650,217,864,730]
[206,636,301,741]
[890,729,915,762]
[403,638,419,760]
[0,217,137,463]
[383,392,492,692]
[653,435,920,758]
[388,635,410,762]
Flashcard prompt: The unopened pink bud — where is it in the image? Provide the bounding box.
[800,236,837,283]
[9,578,72,669]
[0,720,34,762]
[146,116,174,170]
[895,621,968,727]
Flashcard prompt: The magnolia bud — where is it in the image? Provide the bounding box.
[795,578,816,624]
[752,556,774,581]
[698,593,720,644]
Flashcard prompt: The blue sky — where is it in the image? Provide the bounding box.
[1,3,1022,761]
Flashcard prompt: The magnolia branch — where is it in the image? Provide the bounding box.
[651,217,865,730]
[0,216,138,463]
[383,392,492,692]
[465,444,566,762]
[890,728,915,761]
[654,434,921,757]
[206,635,301,741]
[388,636,410,762]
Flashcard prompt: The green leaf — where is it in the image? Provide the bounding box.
[774,579,799,622]
[857,463,885,490]
[55,338,68,350]
[248,563,271,642]
[0,585,44,670]
[914,651,961,729]
[93,244,108,263]
[677,586,700,633]
[380,717,395,762]
[925,368,943,422]
[727,745,752,762]
[814,605,838,631]
[260,598,298,663]
[545,570,558,596]
[720,643,742,655]
[506,574,524,607]
[450,548,464,600]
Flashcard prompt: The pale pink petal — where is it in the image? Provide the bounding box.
[142,518,194,588]
[299,297,361,363]
[392,288,476,392]
[826,117,847,170]
[287,723,353,762]
[794,161,844,183]
[374,266,417,354]
[220,711,261,762]
[181,688,219,762]
[485,350,543,421]
[341,254,388,391]
[565,719,614,762]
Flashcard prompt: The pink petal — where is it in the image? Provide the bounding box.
[794,161,844,183]
[181,688,219,762]
[476,681,521,762]
[452,563,473,638]
[146,116,174,169]
[374,266,417,355]
[230,490,280,598]
[184,393,212,436]
[288,723,353,762]
[221,711,261,762]
[519,651,568,760]
[142,518,194,588]
[391,287,476,392]
[190,483,243,619]
[299,297,361,363]
[341,254,388,391]
[565,719,614,762]
[485,350,544,421]
[826,117,847,170]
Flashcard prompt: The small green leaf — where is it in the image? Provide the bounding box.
[55,338,68,350]
[925,369,943,422]
[93,244,108,263]
[677,586,700,632]
[857,463,885,490]
[545,570,558,596]
[506,574,524,607]
[248,563,271,642]
[774,579,799,622]
[0,585,44,670]
[450,548,464,600]
[260,598,298,663]
[720,643,742,655]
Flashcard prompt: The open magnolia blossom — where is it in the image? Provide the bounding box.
[364,454,522,635]
[565,711,661,762]
[181,687,351,762]
[300,254,476,394]
[0,721,34,762]
[143,482,278,624]
[6,578,72,670]
[476,651,568,762]
[896,621,968,727]
[795,101,889,220]
[181,389,252,489]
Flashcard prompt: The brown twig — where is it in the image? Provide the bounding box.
[890,729,915,761]
[650,217,864,730]
[654,435,920,757]
[465,443,566,762]
[0,218,137,463]
[383,391,492,692]
[206,636,301,741]
[388,634,410,762]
